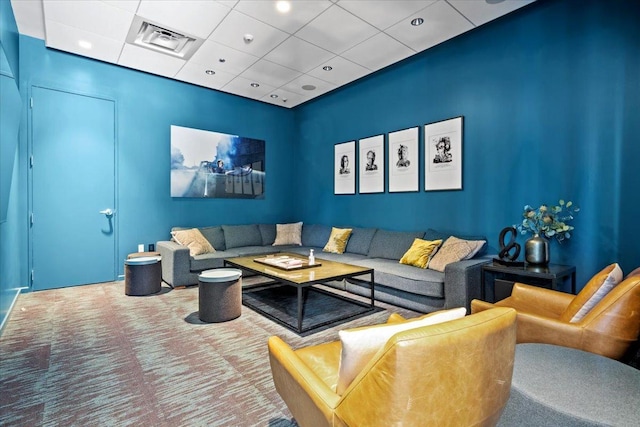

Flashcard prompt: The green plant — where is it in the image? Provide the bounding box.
[516,199,580,242]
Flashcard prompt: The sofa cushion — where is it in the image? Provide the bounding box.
[352,258,445,298]
[345,227,377,255]
[259,224,276,245]
[171,228,215,256]
[323,227,353,254]
[428,236,486,272]
[302,224,332,247]
[273,222,303,246]
[367,229,425,260]
[222,224,262,249]
[190,249,244,271]
[399,238,443,268]
[199,226,226,251]
[336,307,466,394]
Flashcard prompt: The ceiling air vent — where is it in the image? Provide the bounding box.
[125,16,204,60]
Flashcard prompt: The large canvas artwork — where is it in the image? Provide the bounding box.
[171,125,265,199]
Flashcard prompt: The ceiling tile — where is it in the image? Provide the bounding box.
[263,36,334,73]
[136,0,230,39]
[10,0,46,39]
[175,61,236,90]
[43,0,135,41]
[45,20,124,64]
[240,59,301,88]
[341,32,415,71]
[295,5,378,54]
[260,88,309,108]
[208,10,289,57]
[337,0,436,30]
[118,44,186,78]
[234,0,332,34]
[306,56,369,86]
[448,0,536,27]
[281,74,336,97]
[103,1,141,14]
[385,1,474,53]
[189,40,259,75]
[222,75,276,100]
[217,1,239,8]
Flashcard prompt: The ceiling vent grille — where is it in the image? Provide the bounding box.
[125,16,204,60]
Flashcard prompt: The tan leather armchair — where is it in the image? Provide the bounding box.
[471,274,640,360]
[268,307,516,427]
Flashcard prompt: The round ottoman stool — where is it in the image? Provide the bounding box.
[198,268,242,323]
[125,256,161,296]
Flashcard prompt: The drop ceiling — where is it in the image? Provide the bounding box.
[10,0,535,108]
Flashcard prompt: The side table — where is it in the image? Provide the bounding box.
[482,262,576,302]
[125,253,162,296]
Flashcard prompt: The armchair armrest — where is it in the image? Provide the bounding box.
[268,336,340,427]
[443,256,492,311]
[510,283,574,317]
[156,240,197,287]
[510,311,584,348]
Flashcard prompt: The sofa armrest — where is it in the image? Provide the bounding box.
[157,240,195,287]
[443,256,492,311]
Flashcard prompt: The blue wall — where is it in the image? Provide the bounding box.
[18,36,296,279]
[0,0,22,330]
[294,0,640,287]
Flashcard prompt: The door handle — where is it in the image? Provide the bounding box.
[100,208,115,217]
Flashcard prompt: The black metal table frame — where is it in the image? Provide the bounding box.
[224,259,375,334]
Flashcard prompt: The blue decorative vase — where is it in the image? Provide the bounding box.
[525,234,549,265]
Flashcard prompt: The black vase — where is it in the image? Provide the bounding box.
[525,234,549,265]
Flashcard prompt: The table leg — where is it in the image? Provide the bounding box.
[369,271,375,307]
[571,271,577,294]
[297,286,303,333]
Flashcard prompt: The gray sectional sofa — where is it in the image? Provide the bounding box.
[156,223,491,313]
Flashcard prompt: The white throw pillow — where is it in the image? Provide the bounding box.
[336,307,466,395]
[569,263,623,322]
[272,222,303,246]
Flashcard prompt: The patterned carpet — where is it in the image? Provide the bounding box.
[0,280,418,426]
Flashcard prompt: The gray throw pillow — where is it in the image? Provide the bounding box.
[367,230,425,260]
[222,224,262,249]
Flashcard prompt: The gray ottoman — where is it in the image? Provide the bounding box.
[125,256,162,296]
[198,268,242,323]
[498,343,640,426]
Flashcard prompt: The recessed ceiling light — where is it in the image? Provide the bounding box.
[411,18,424,26]
[322,66,333,71]
[205,70,215,75]
[486,0,506,4]
[219,58,226,63]
[270,94,278,99]
[78,40,92,49]
[302,85,316,91]
[276,1,291,13]
[250,83,260,88]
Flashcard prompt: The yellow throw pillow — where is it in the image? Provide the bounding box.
[399,238,443,268]
[336,307,467,395]
[171,228,215,257]
[323,227,353,254]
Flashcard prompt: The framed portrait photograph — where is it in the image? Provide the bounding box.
[334,141,355,194]
[358,134,384,194]
[424,116,463,191]
[388,127,419,192]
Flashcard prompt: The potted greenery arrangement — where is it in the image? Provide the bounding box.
[516,199,579,265]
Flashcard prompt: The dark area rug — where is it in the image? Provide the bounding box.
[243,284,382,336]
